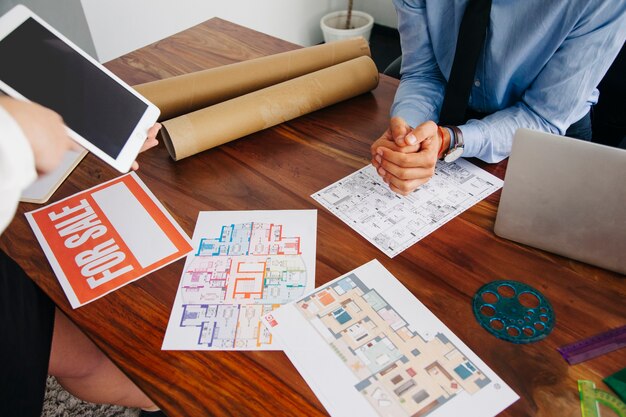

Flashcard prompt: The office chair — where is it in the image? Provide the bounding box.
[383,55,402,79]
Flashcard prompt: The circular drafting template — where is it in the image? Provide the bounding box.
[472,280,555,343]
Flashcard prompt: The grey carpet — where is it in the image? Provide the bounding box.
[42,376,140,417]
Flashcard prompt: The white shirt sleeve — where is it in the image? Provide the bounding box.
[0,104,37,235]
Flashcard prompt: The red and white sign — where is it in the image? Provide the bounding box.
[26,172,192,308]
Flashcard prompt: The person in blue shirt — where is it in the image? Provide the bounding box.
[371,0,626,195]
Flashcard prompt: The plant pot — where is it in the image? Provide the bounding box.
[320,10,374,43]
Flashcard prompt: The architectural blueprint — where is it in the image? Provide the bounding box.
[162,210,316,350]
[264,260,518,417]
[311,160,503,257]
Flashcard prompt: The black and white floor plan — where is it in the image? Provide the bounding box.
[312,161,503,257]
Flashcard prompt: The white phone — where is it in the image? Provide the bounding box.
[0,5,160,173]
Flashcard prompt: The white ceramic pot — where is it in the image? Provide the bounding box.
[320,10,374,43]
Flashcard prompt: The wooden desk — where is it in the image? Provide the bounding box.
[2,18,624,417]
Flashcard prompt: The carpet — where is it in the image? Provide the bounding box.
[42,376,140,417]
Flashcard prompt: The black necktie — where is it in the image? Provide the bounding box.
[439,0,492,126]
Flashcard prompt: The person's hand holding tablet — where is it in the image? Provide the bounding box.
[131,123,161,171]
[1,96,160,174]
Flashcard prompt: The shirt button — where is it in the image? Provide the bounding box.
[474,79,481,87]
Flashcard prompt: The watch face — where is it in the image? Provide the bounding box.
[444,147,464,163]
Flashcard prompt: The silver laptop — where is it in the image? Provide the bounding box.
[494,128,626,275]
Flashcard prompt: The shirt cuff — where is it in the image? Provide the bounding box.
[457,122,485,159]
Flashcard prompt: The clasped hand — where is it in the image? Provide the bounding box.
[371,117,442,195]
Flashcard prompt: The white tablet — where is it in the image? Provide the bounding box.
[0,5,160,173]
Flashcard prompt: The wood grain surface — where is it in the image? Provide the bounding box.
[2,18,624,417]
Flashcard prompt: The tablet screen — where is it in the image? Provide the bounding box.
[0,17,148,159]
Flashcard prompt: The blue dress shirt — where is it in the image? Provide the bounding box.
[391,0,626,162]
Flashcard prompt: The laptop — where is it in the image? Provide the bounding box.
[494,128,626,275]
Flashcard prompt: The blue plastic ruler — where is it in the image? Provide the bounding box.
[558,325,626,365]
[578,380,626,417]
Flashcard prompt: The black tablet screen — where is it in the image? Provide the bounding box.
[0,18,147,159]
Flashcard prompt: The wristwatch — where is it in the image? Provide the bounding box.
[442,125,465,163]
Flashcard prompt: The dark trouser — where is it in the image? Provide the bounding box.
[0,250,55,417]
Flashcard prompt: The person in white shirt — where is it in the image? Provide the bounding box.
[0,96,163,417]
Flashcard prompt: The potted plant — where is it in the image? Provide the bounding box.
[320,0,374,43]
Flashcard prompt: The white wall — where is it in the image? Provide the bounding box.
[81,0,398,63]
[2,0,397,63]
[82,0,335,63]
[359,0,397,28]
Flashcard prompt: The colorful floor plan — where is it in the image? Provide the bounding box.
[296,273,490,417]
[264,261,518,417]
[311,160,503,257]
[163,210,316,350]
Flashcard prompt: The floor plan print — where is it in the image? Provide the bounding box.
[163,210,317,350]
[264,261,518,417]
[296,273,490,417]
[312,161,503,257]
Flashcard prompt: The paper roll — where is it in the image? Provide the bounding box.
[160,55,379,161]
[134,37,371,121]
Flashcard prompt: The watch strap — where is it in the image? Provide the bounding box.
[442,125,465,162]
[446,125,464,149]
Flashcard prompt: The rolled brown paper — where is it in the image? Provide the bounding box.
[134,37,371,120]
[160,55,379,161]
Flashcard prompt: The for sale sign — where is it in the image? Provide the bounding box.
[26,172,192,308]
